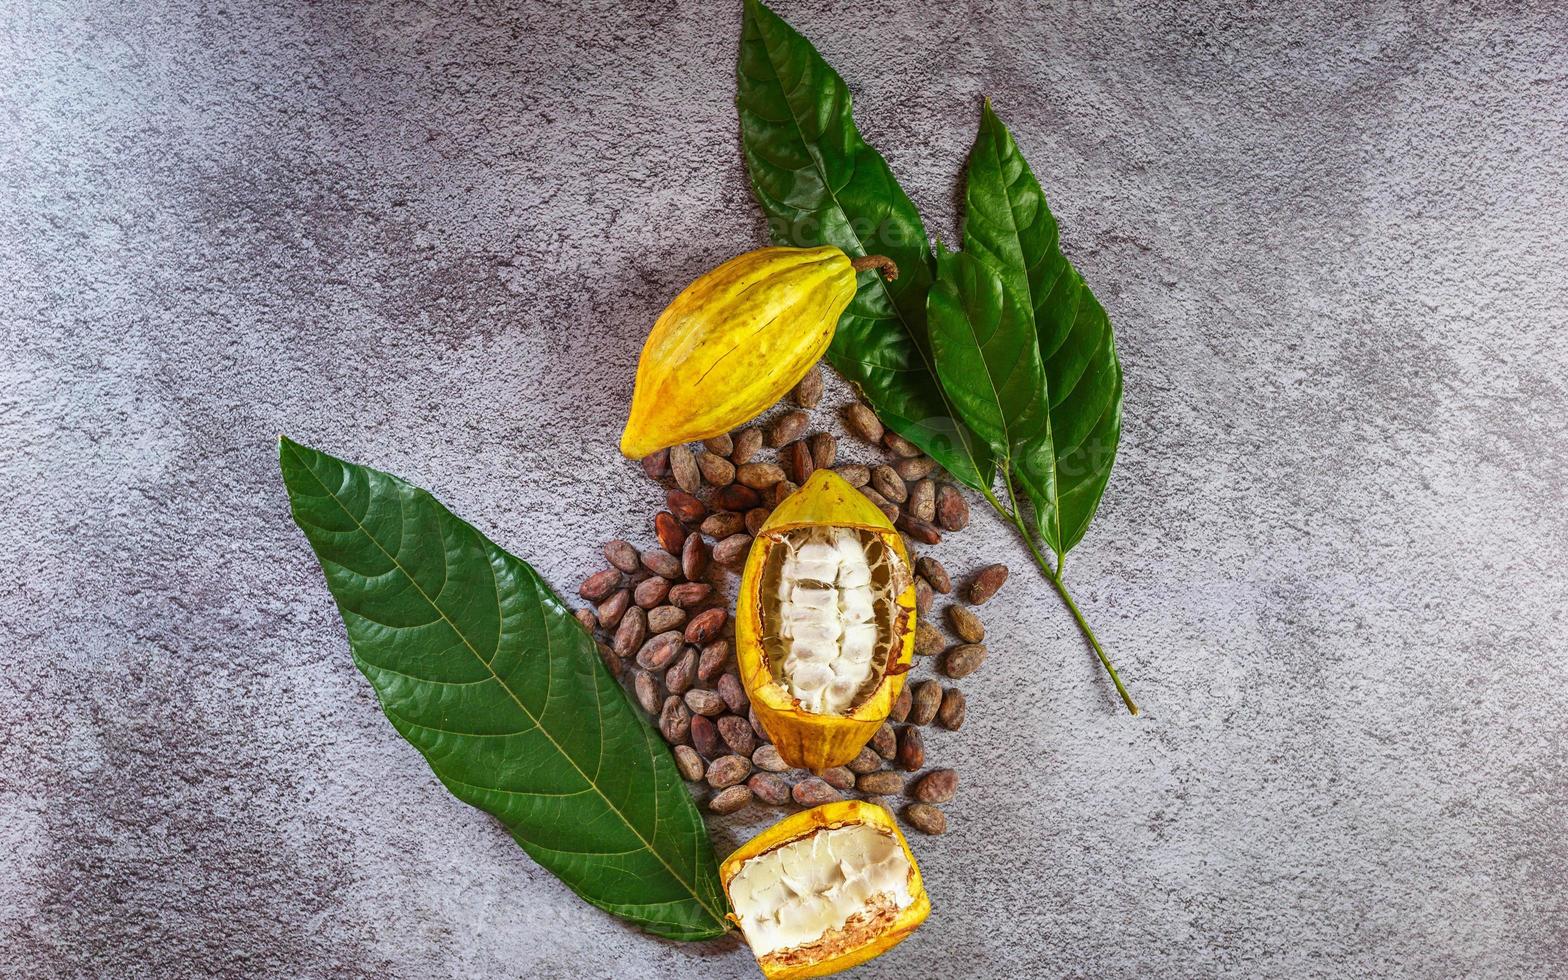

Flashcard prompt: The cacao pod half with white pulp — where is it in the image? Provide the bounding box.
[619,246,896,459]
[721,800,931,979]
[735,469,916,771]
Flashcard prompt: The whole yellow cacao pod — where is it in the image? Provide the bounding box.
[735,469,916,771]
[721,800,930,979]
[619,246,896,459]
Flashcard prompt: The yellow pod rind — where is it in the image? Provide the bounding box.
[736,469,917,771]
[720,800,931,980]
[620,246,856,459]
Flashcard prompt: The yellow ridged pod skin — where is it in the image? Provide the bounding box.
[720,801,931,979]
[620,246,857,459]
[735,469,917,771]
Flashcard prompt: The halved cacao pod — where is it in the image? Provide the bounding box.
[619,246,896,459]
[721,800,930,980]
[735,469,916,771]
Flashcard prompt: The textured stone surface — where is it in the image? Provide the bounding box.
[3,1,1566,977]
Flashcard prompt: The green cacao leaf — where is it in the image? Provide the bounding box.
[927,244,1052,467]
[279,438,730,941]
[736,0,992,490]
[960,102,1123,558]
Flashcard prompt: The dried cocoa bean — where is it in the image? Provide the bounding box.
[579,569,621,602]
[659,696,691,744]
[896,512,941,545]
[914,619,944,656]
[666,489,707,523]
[747,772,791,805]
[668,582,711,609]
[632,670,662,714]
[681,533,709,581]
[633,576,670,609]
[708,785,752,814]
[752,744,789,773]
[916,556,951,594]
[909,680,942,725]
[894,456,936,481]
[613,606,648,657]
[792,777,841,807]
[641,449,669,480]
[947,605,985,643]
[713,533,752,566]
[793,364,823,408]
[573,607,597,633]
[844,403,883,444]
[636,631,683,671]
[768,410,808,447]
[684,607,727,644]
[968,563,1009,604]
[717,672,748,715]
[685,688,726,717]
[597,643,621,679]
[749,706,769,742]
[809,431,837,469]
[731,427,763,465]
[937,688,966,730]
[915,578,933,616]
[696,451,735,487]
[744,507,770,536]
[691,714,720,757]
[871,465,907,503]
[847,747,882,775]
[664,648,696,695]
[703,433,734,455]
[834,463,869,487]
[653,511,686,554]
[770,480,796,508]
[941,643,988,679]
[908,478,935,523]
[883,430,920,458]
[604,540,641,574]
[592,589,630,627]
[912,768,957,804]
[890,685,911,723]
[896,726,924,771]
[785,440,814,485]
[713,483,761,512]
[669,444,700,493]
[706,754,752,789]
[936,483,969,531]
[717,714,756,757]
[641,548,681,580]
[646,598,683,630]
[904,802,947,835]
[673,744,705,782]
[699,511,745,538]
[820,766,855,791]
[856,771,904,796]
[696,640,730,682]
[870,722,897,759]
[737,462,784,489]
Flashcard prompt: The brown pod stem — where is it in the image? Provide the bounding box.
[849,254,899,281]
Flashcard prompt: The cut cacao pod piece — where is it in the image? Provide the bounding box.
[736,469,916,771]
[720,800,930,980]
[620,246,897,458]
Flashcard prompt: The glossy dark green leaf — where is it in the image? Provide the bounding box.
[736,0,992,490]
[927,245,1051,466]
[961,103,1123,557]
[279,438,730,941]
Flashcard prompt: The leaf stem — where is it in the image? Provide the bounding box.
[982,480,1140,717]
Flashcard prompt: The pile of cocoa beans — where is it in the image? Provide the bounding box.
[575,365,1008,835]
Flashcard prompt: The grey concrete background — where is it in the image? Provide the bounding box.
[3,0,1566,977]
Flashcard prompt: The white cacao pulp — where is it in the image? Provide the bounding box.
[761,526,908,715]
[726,823,916,960]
